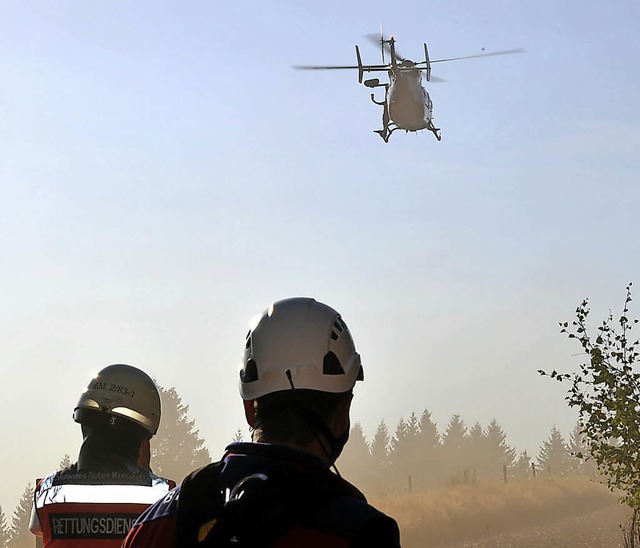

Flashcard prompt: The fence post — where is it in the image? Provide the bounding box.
[408,475,412,494]
[531,462,536,479]
[503,465,508,484]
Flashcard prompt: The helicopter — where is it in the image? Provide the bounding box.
[295,35,523,142]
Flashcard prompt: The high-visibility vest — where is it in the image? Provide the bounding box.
[34,468,174,547]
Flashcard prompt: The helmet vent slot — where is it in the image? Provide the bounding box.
[323,351,345,375]
[331,320,345,340]
[241,359,259,383]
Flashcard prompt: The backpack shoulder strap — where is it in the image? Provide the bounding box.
[175,460,227,547]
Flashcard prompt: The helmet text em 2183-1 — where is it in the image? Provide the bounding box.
[73,364,161,437]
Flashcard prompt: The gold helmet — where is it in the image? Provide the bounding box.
[73,364,161,437]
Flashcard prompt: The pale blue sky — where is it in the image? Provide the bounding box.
[1,0,639,514]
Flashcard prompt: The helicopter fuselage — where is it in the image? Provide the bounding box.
[387,67,433,131]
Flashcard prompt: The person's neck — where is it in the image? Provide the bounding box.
[77,433,140,472]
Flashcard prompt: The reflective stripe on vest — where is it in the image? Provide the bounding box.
[36,482,170,506]
[35,471,172,547]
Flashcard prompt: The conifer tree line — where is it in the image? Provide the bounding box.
[338,410,597,495]
[1,389,595,545]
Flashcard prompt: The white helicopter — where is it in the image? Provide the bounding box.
[295,35,523,142]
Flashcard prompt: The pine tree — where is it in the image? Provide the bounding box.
[232,428,244,442]
[338,422,371,492]
[389,411,425,491]
[441,414,469,484]
[58,453,72,471]
[406,412,420,439]
[415,410,442,488]
[389,418,410,460]
[467,422,484,451]
[567,420,597,476]
[399,411,424,490]
[513,450,532,480]
[466,421,486,480]
[484,420,516,481]
[370,420,390,470]
[537,426,570,476]
[9,484,33,548]
[151,385,211,483]
[389,417,413,490]
[0,505,9,548]
[417,410,441,452]
[442,414,468,453]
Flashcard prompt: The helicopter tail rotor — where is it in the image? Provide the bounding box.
[423,43,431,82]
[355,45,364,83]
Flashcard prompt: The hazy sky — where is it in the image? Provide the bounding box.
[1,0,639,515]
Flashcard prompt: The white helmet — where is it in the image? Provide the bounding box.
[240,297,364,400]
[73,364,161,437]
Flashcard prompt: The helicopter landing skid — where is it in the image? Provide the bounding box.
[427,121,442,141]
[374,129,389,142]
[374,125,400,143]
[375,124,441,142]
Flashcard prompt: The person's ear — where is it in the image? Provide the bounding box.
[138,439,151,471]
[243,399,257,428]
[331,393,353,433]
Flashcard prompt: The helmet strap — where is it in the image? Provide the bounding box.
[291,404,350,472]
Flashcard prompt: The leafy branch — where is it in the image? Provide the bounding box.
[540,283,640,510]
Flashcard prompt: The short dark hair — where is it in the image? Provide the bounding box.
[251,389,352,446]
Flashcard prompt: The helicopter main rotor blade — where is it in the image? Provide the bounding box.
[427,48,525,64]
[293,64,390,71]
[294,65,360,70]
[363,33,406,62]
[363,33,387,48]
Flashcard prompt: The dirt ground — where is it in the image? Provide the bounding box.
[437,501,632,548]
